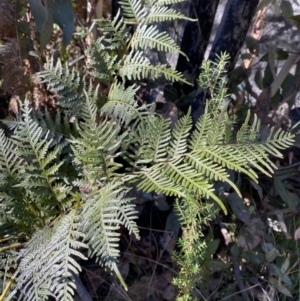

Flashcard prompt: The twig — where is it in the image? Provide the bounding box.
[221,283,261,301]
[0,274,16,301]
[0,243,26,252]
[69,55,85,66]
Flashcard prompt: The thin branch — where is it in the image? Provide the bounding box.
[0,243,26,252]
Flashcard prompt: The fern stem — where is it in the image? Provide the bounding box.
[0,273,16,301]
[0,236,15,243]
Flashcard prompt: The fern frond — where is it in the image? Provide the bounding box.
[135,160,227,212]
[94,11,131,50]
[118,195,140,237]
[196,146,257,182]
[0,129,22,180]
[168,108,192,157]
[70,91,123,183]
[133,25,188,59]
[13,228,53,300]
[13,101,73,214]
[14,210,86,301]
[38,58,85,113]
[103,83,146,127]
[266,126,295,150]
[119,0,147,23]
[120,119,156,171]
[185,153,241,196]
[79,183,138,289]
[138,116,171,163]
[189,113,213,149]
[144,6,195,23]
[36,109,73,140]
[135,165,184,197]
[163,159,225,209]
[236,110,257,144]
[120,50,191,84]
[154,0,186,6]
[86,37,119,83]
[190,103,231,147]
[233,112,294,177]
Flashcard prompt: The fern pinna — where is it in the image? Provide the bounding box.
[0,0,295,300]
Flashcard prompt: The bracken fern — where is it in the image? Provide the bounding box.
[0,0,295,300]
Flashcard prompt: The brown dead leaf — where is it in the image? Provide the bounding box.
[161,101,178,129]
[8,95,22,115]
[255,87,271,119]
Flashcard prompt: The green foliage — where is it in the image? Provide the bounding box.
[0,0,295,300]
[172,200,215,301]
[38,58,86,114]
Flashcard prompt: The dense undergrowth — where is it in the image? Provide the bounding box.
[1,0,300,301]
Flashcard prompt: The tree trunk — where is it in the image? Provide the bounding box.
[176,0,220,86]
[208,0,259,73]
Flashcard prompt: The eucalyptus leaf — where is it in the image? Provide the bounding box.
[28,0,54,49]
[53,0,74,45]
